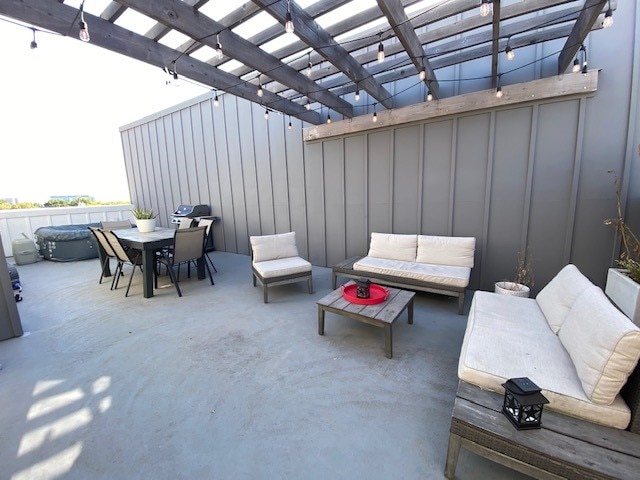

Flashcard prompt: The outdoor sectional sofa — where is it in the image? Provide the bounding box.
[332,233,476,314]
[446,264,640,479]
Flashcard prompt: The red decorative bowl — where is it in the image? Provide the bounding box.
[341,284,389,305]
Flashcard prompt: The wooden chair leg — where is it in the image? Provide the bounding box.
[263,284,268,303]
[458,292,465,315]
[252,273,257,287]
[307,275,313,294]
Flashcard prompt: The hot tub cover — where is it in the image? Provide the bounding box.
[35,223,100,241]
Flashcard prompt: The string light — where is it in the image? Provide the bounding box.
[327,113,331,124]
[603,2,613,28]
[419,67,426,81]
[580,44,588,74]
[288,116,292,130]
[306,52,312,76]
[377,34,385,63]
[480,0,492,18]
[257,75,263,97]
[213,89,219,107]
[427,89,433,102]
[30,28,37,49]
[79,1,90,42]
[305,98,311,110]
[505,45,515,61]
[355,86,360,101]
[496,86,503,98]
[213,34,223,60]
[373,103,378,122]
[285,0,295,34]
[572,57,580,73]
[264,108,269,120]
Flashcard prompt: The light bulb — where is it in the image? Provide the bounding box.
[373,111,378,123]
[30,29,37,49]
[480,0,492,18]
[288,121,292,130]
[572,58,580,73]
[264,109,269,120]
[505,46,515,61]
[285,12,294,34]
[603,8,613,29]
[327,114,331,124]
[214,36,223,60]
[355,88,360,101]
[213,95,219,107]
[419,68,426,81]
[377,42,385,63]
[306,62,312,76]
[496,86,503,98]
[257,85,263,97]
[305,100,311,110]
[582,61,588,75]
[427,90,433,102]
[79,21,90,42]
[172,71,181,87]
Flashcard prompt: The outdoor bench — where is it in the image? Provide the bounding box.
[332,233,476,314]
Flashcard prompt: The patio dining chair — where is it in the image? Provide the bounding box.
[195,217,217,273]
[100,228,144,297]
[88,226,116,285]
[155,227,214,297]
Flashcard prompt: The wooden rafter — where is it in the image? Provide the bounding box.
[251,0,394,110]
[100,2,128,23]
[116,0,353,117]
[491,0,501,89]
[0,0,321,124]
[377,0,439,98]
[558,0,608,74]
[143,0,212,44]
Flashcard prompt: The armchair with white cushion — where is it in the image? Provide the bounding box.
[249,232,313,303]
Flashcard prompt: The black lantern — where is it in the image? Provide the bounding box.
[502,377,549,430]
[355,278,371,298]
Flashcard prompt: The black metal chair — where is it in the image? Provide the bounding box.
[195,217,217,273]
[155,227,214,297]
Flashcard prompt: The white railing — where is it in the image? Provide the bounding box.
[0,205,134,255]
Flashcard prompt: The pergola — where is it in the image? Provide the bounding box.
[0,0,614,125]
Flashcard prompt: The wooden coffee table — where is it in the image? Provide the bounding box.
[317,282,415,358]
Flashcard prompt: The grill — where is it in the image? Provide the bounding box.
[170,204,216,251]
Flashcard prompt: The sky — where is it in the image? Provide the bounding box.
[0,18,208,203]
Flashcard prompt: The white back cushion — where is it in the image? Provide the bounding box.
[367,233,417,262]
[559,285,640,405]
[415,235,476,267]
[535,264,594,333]
[250,232,299,262]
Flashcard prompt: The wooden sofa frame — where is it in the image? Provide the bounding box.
[250,247,313,303]
[332,256,466,314]
[445,363,640,479]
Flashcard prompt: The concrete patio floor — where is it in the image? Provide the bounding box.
[0,253,529,480]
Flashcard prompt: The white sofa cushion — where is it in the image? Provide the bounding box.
[535,264,594,333]
[458,291,632,429]
[250,232,299,263]
[416,235,475,268]
[559,285,640,405]
[252,257,311,279]
[353,256,470,288]
[367,233,417,262]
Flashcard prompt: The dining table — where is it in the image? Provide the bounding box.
[112,227,205,298]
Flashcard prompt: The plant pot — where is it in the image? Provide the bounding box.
[495,281,530,298]
[135,218,156,233]
[605,268,640,326]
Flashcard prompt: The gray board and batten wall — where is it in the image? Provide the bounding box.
[120,2,640,295]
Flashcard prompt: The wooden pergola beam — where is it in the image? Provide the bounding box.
[116,0,353,117]
[558,0,608,74]
[143,0,212,44]
[377,0,439,98]
[100,2,128,23]
[304,71,599,142]
[0,0,321,124]
[251,0,394,110]
[491,0,501,89]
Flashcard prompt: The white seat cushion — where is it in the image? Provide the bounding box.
[416,235,476,268]
[559,285,640,405]
[353,256,470,288]
[367,233,417,262]
[253,257,311,279]
[250,232,299,262]
[459,291,631,429]
[535,264,593,333]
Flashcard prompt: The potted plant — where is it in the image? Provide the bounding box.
[132,207,157,233]
[495,249,534,298]
[604,172,640,325]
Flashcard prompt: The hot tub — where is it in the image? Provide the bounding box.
[35,224,101,262]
